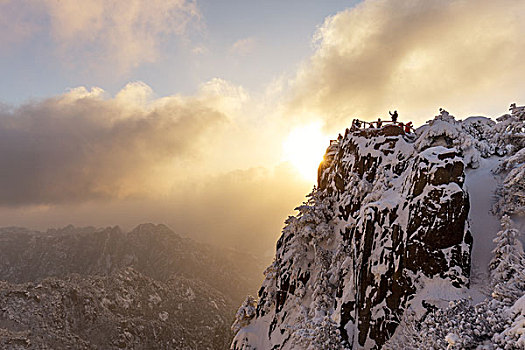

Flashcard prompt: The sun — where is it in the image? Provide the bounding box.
[282,122,330,183]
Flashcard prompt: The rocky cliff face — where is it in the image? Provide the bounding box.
[0,224,264,349]
[232,113,479,349]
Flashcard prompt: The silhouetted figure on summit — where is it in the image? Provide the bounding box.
[377,118,382,128]
[389,110,398,123]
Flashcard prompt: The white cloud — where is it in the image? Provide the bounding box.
[231,37,256,56]
[288,0,525,129]
[0,0,202,74]
[0,1,44,46]
[192,45,209,55]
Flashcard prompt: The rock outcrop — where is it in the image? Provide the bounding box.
[232,114,475,349]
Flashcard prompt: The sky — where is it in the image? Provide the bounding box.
[0,0,524,256]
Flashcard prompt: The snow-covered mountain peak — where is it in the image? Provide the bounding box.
[232,105,525,349]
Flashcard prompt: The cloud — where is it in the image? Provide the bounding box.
[7,0,524,256]
[0,0,201,74]
[164,164,311,253]
[0,82,227,206]
[0,162,312,255]
[0,76,307,210]
[231,37,256,56]
[0,78,314,255]
[0,1,44,47]
[192,45,209,55]
[288,0,525,129]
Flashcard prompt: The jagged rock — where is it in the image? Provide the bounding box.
[232,113,479,349]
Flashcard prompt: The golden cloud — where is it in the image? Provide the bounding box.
[0,0,201,74]
[288,0,525,128]
[0,82,227,205]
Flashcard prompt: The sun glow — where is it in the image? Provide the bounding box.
[282,122,330,183]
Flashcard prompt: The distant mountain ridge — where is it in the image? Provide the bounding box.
[0,223,261,302]
[0,223,265,349]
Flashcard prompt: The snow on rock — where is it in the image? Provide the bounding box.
[232,296,258,333]
[415,110,496,168]
[465,157,501,278]
[159,311,169,321]
[445,332,460,349]
[233,105,525,349]
[232,111,476,349]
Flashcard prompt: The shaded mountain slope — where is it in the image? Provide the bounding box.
[0,224,265,349]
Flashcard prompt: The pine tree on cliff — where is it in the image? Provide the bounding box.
[489,215,525,302]
[232,296,257,333]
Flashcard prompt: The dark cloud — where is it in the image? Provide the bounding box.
[0,85,226,205]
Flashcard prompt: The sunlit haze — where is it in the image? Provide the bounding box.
[0,0,524,256]
[282,122,330,183]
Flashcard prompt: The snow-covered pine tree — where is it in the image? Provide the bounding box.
[489,215,525,303]
[232,296,258,333]
[491,104,525,155]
